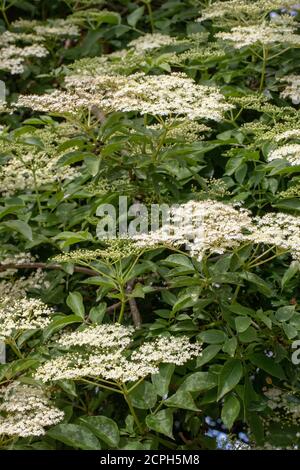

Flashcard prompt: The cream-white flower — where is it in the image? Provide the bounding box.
[0,296,54,340]
[0,382,64,437]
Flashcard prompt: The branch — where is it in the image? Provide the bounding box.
[126,279,142,328]
[0,262,97,276]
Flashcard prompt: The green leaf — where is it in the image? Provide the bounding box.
[43,315,83,341]
[54,231,93,248]
[66,292,85,319]
[84,155,101,176]
[57,380,77,398]
[240,272,273,296]
[163,254,194,269]
[0,204,24,220]
[180,372,217,392]
[282,323,297,340]
[89,303,106,324]
[1,358,38,381]
[249,353,286,379]
[217,359,243,400]
[79,416,120,448]
[165,390,199,411]
[151,364,175,397]
[47,424,101,450]
[275,306,295,322]
[127,6,144,27]
[235,316,252,333]
[247,414,264,446]
[256,310,272,329]
[238,326,257,343]
[2,220,32,241]
[198,330,227,344]
[196,344,221,367]
[221,394,240,429]
[146,409,174,439]
[281,261,300,288]
[222,337,238,357]
[129,381,157,410]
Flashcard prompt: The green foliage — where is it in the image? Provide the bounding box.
[0,0,300,452]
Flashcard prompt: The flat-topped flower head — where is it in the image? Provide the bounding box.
[16,72,233,122]
[0,123,80,195]
[216,20,300,49]
[0,382,64,437]
[0,296,54,340]
[281,75,300,104]
[58,323,134,350]
[128,33,177,52]
[132,199,300,262]
[133,200,253,260]
[197,0,299,25]
[35,324,202,384]
[268,144,300,166]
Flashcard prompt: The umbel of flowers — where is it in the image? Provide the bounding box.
[16,72,233,122]
[35,323,202,384]
[0,382,64,437]
[131,200,300,262]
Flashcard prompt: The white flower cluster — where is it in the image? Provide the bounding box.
[36,351,159,383]
[16,89,98,116]
[280,75,300,104]
[0,124,80,196]
[0,150,80,196]
[216,21,300,49]
[34,21,80,38]
[0,251,36,267]
[131,336,202,366]
[17,72,233,122]
[0,296,54,340]
[0,43,48,74]
[0,31,44,44]
[133,199,300,262]
[268,143,300,166]
[250,212,300,260]
[0,18,80,74]
[0,381,64,437]
[274,129,300,142]
[197,0,298,24]
[128,33,176,52]
[12,18,80,38]
[0,270,47,299]
[35,324,202,383]
[133,200,253,260]
[58,323,134,349]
